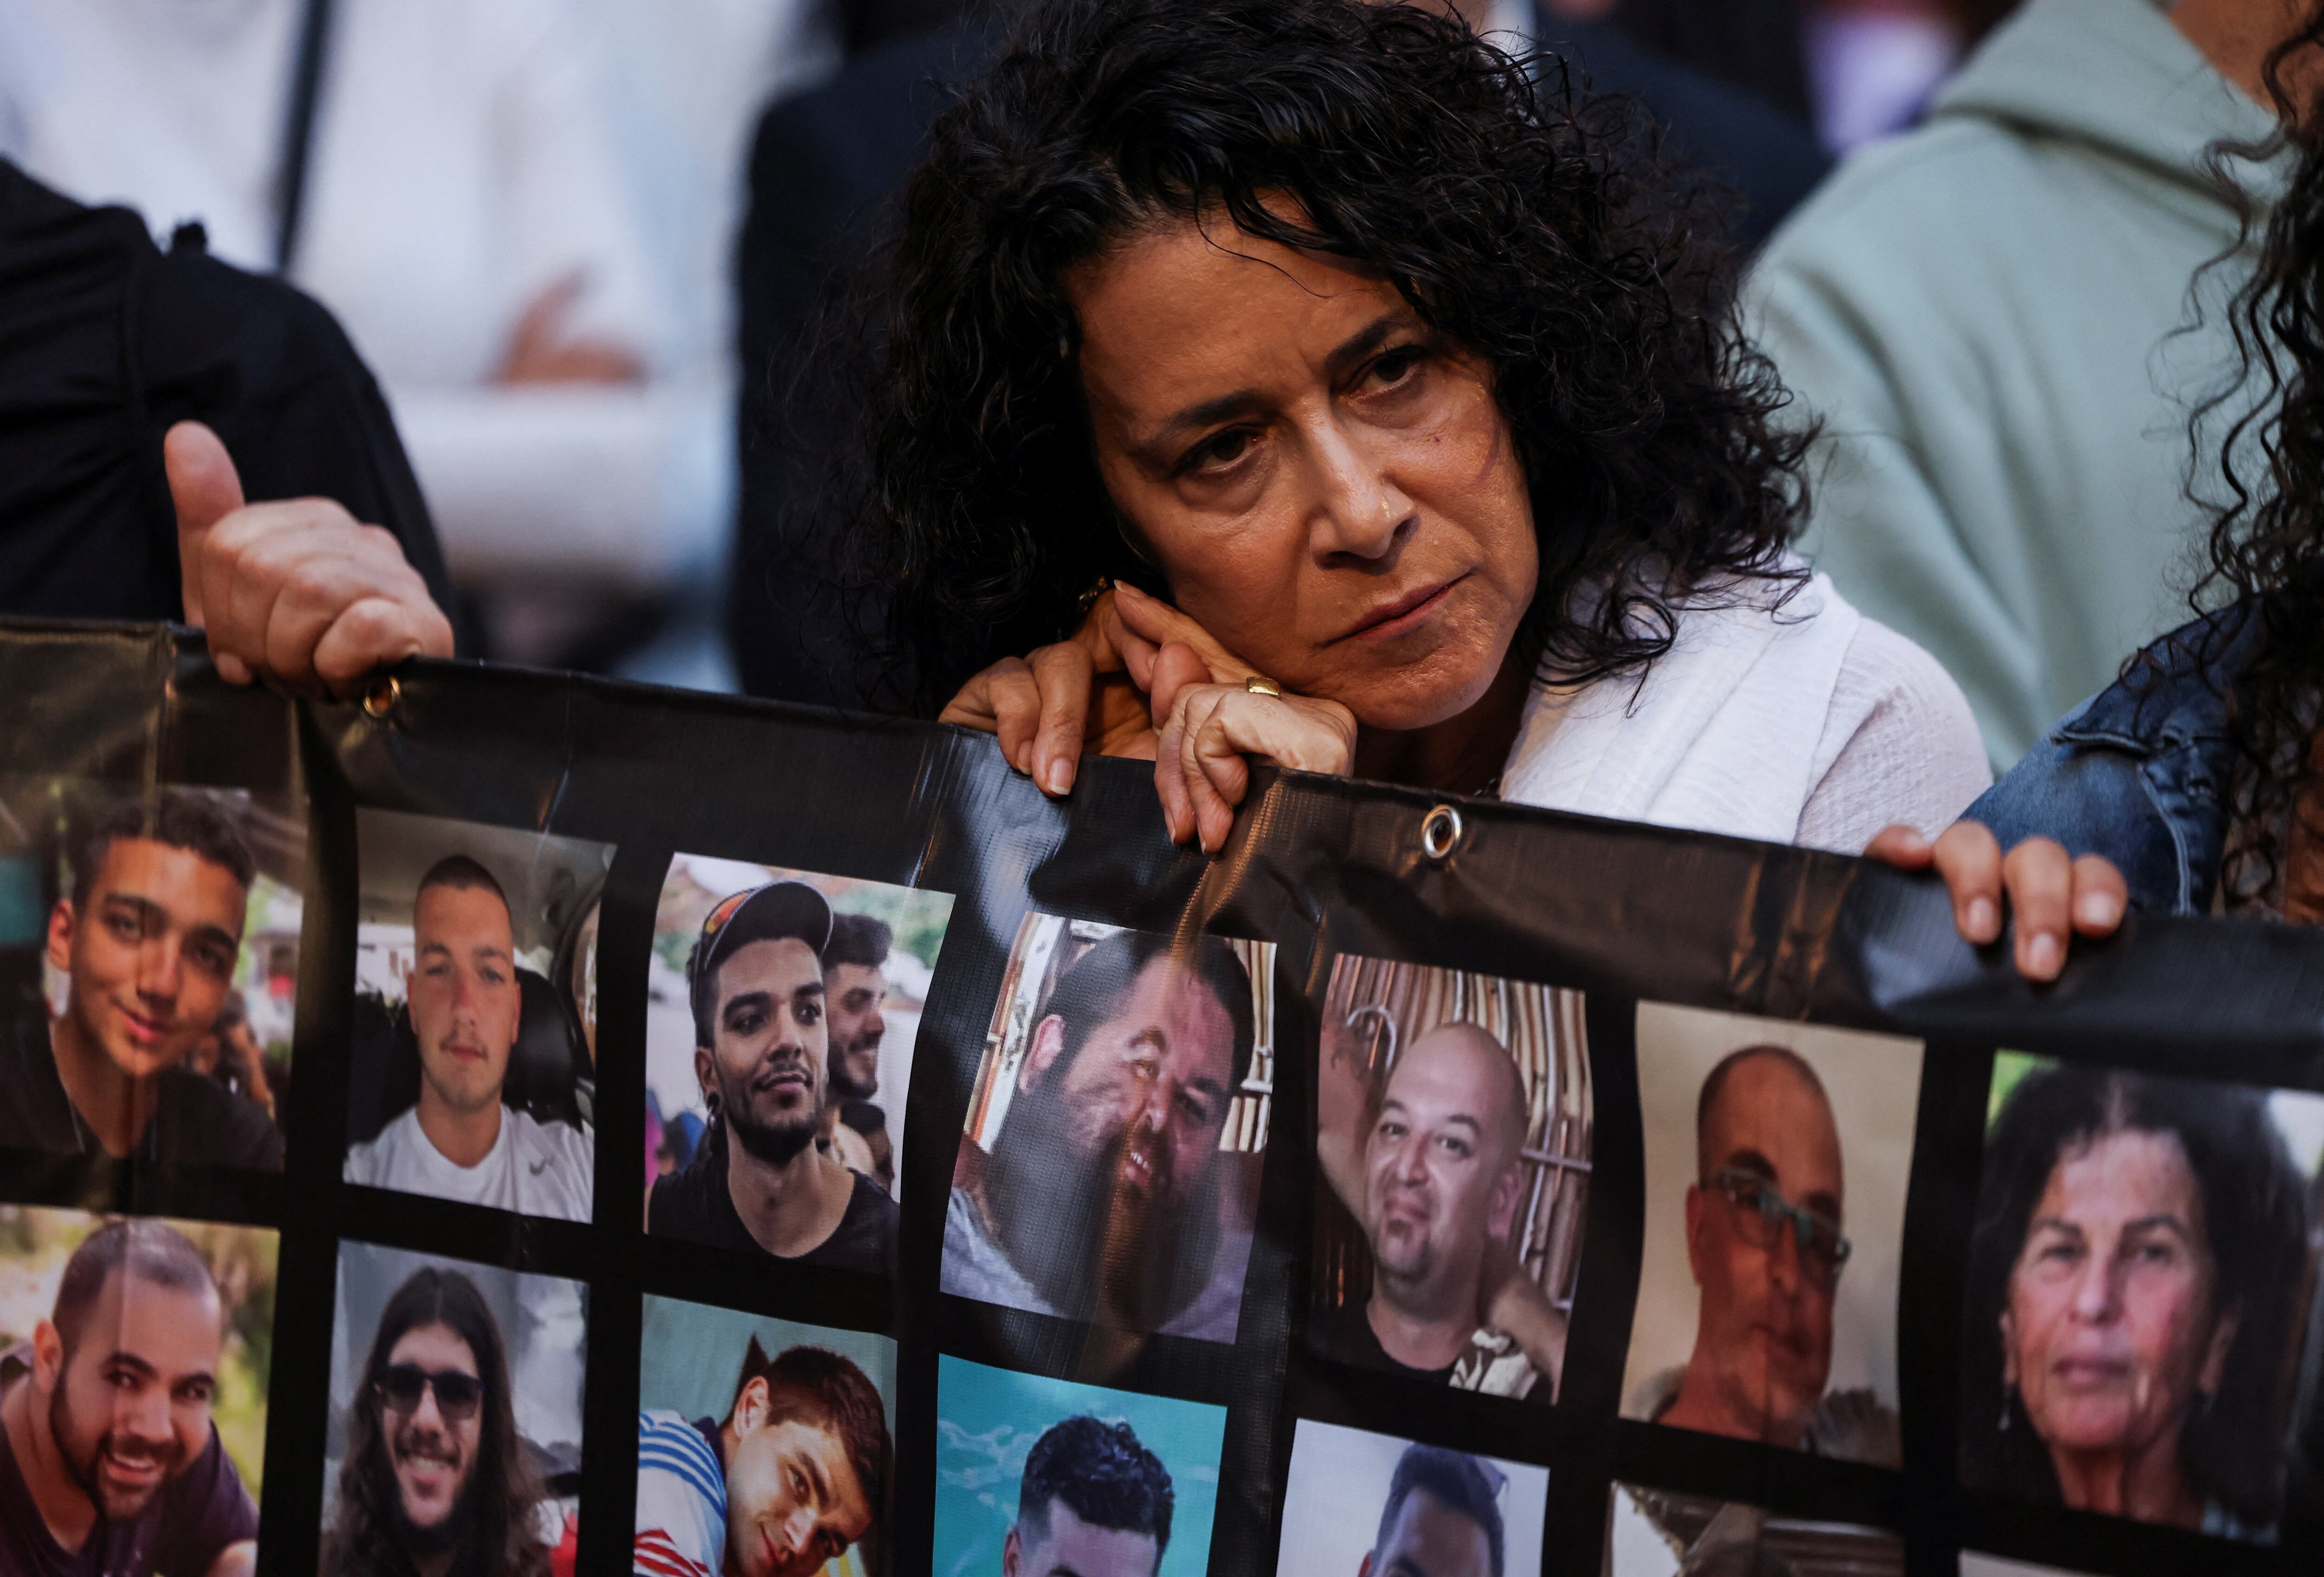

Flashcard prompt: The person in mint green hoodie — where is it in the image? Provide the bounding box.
[1744,0,2288,771]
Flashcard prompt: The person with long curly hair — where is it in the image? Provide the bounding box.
[1962,1064,2309,1537]
[322,1266,555,1577]
[808,0,1990,852]
[1877,7,2324,976]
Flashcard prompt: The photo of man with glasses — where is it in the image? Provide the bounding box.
[1624,1043,1901,1465]
[322,1261,570,1577]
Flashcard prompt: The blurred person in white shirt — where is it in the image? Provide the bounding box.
[0,0,720,661]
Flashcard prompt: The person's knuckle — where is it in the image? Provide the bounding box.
[281,556,348,610]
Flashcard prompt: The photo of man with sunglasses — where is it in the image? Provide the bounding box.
[1627,1044,1901,1466]
[322,1263,564,1577]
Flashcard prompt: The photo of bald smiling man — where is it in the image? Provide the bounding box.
[1620,1005,1921,1467]
[1310,957,1591,1404]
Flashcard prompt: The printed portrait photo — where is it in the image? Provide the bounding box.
[1276,1418,1547,1577]
[944,915,1274,1342]
[1310,954,1590,1404]
[934,1355,1224,1577]
[1620,1003,1921,1467]
[634,1295,896,1577]
[348,808,610,1222]
[644,854,954,1272]
[0,778,302,1170]
[1604,1482,1903,1577]
[324,1241,586,1577]
[0,1206,276,1577]
[1961,1054,2324,1541]
[1958,1555,2093,1577]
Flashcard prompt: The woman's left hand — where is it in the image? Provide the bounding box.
[1151,679,1356,850]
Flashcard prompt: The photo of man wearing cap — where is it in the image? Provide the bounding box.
[647,882,898,1272]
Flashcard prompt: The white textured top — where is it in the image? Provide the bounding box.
[1501,569,1990,854]
[0,0,726,585]
[344,1105,594,1223]
[1791,615,1995,854]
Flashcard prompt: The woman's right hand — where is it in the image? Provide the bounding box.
[1864,822,2128,982]
[938,589,1170,791]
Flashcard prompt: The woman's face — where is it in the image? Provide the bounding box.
[1068,217,1539,731]
[2002,1127,2236,1466]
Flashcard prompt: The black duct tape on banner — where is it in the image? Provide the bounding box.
[1,620,2320,1577]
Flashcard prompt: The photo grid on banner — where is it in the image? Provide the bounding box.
[4,623,2324,1577]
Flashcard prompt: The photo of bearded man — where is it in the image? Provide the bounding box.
[944,919,1270,1343]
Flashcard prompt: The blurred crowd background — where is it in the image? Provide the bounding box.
[0,0,2017,693]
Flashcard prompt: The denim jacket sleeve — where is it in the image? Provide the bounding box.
[1961,661,2235,918]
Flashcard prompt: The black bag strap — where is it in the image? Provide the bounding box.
[272,0,336,273]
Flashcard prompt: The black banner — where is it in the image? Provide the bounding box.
[2,618,2321,1577]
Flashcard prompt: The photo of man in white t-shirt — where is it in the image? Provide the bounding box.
[344,855,594,1221]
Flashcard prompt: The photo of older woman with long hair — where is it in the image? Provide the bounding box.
[1960,1059,2321,1540]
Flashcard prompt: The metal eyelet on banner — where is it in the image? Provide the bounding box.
[1421,803,1463,861]
[363,675,400,720]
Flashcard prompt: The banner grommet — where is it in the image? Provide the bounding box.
[1421,802,1463,861]
[362,674,400,720]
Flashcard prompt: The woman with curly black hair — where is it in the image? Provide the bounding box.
[813,0,1989,852]
[1891,7,2324,976]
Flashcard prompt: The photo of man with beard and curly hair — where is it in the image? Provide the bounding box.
[322,1259,577,1577]
[944,917,1272,1343]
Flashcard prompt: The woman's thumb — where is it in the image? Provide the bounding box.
[166,422,245,538]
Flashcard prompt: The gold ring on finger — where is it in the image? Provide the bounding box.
[1243,676,1283,698]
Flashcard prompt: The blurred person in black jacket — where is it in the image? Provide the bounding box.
[0,160,455,692]
[730,1,1827,706]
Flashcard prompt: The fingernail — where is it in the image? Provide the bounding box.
[2077,890,2122,929]
[2025,932,2062,978]
[1045,760,1072,795]
[1965,897,1999,941]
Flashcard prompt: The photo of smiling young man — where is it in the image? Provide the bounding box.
[1310,955,1590,1403]
[0,1206,276,1577]
[0,786,296,1170]
[345,812,610,1223]
[1619,1005,1921,1468]
[324,1243,584,1577]
[633,1296,894,1577]
[944,915,1273,1341]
